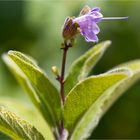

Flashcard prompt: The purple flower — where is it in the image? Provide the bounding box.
[73,6,128,42]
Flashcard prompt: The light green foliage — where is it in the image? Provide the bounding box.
[64,72,129,132]
[0,97,55,140]
[69,60,140,140]
[2,51,61,127]
[2,41,140,140]
[0,107,45,140]
[65,41,111,95]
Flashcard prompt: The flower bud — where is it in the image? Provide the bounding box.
[51,66,59,77]
[62,17,80,41]
[79,5,91,16]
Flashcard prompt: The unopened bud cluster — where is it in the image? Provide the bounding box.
[62,17,80,44]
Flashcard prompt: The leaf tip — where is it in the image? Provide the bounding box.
[104,40,112,47]
[7,50,16,57]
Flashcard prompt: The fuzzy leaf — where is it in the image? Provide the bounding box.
[70,60,140,140]
[2,51,61,128]
[65,41,111,95]
[0,107,45,140]
[0,97,55,140]
[64,72,129,132]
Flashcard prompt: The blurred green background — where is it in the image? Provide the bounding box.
[0,0,140,139]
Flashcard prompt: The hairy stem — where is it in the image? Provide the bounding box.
[58,41,72,140]
[60,46,68,105]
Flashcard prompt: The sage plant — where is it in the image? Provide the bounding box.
[1,5,140,140]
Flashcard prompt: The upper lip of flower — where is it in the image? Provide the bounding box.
[74,8,103,22]
[73,7,103,42]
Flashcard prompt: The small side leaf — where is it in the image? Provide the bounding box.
[64,72,129,132]
[65,41,111,95]
[0,107,45,140]
[2,51,61,128]
[70,60,140,140]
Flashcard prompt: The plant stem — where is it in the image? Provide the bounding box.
[60,46,68,105]
[58,41,71,140]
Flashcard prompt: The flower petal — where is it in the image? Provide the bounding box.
[81,24,99,42]
[91,7,101,12]
[91,22,100,34]
[84,31,98,42]
[90,10,103,22]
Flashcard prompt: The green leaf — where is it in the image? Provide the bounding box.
[2,51,61,128]
[0,106,45,140]
[64,72,129,132]
[0,97,55,140]
[65,41,111,95]
[70,60,140,140]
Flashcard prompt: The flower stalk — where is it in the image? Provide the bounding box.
[55,40,72,140]
[57,41,72,105]
[60,45,68,104]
